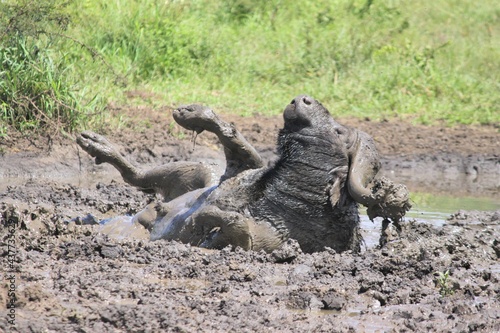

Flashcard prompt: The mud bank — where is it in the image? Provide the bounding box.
[0,199,499,332]
[1,112,499,332]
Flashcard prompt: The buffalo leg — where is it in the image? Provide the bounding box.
[182,205,283,252]
[173,105,264,181]
[77,131,217,201]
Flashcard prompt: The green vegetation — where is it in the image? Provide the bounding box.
[435,270,454,297]
[409,192,500,215]
[1,0,499,135]
[0,0,104,136]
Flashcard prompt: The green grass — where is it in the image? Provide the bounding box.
[0,0,106,135]
[0,35,104,133]
[435,270,454,297]
[409,192,500,214]
[1,0,499,135]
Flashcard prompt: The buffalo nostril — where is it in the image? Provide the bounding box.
[290,99,295,104]
[302,96,312,105]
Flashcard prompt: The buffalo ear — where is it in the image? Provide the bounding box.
[347,131,381,207]
[328,166,349,208]
[346,131,411,222]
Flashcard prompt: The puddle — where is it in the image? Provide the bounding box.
[0,171,122,192]
[99,216,150,241]
[2,172,498,250]
[406,192,499,230]
[360,191,500,249]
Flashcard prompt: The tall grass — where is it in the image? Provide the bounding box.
[0,0,105,136]
[65,0,498,125]
[2,0,499,135]
[0,35,104,134]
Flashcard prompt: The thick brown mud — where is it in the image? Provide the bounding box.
[1,109,499,332]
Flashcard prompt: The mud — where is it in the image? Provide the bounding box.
[1,107,499,332]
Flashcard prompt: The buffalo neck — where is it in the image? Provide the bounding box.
[249,129,349,224]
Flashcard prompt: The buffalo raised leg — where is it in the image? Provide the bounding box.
[77,131,216,201]
[173,104,264,180]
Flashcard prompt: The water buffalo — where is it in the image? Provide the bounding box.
[77,95,410,253]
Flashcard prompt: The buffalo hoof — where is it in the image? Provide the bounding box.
[77,131,119,165]
[173,104,221,134]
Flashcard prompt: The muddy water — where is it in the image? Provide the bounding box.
[407,192,500,225]
[2,168,498,247]
[410,192,500,214]
[0,171,118,193]
[360,191,500,249]
[1,147,500,332]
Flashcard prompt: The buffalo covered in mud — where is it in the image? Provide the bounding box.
[77,95,411,253]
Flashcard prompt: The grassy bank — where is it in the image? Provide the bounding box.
[1,0,499,134]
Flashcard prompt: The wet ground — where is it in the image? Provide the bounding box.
[1,106,499,332]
